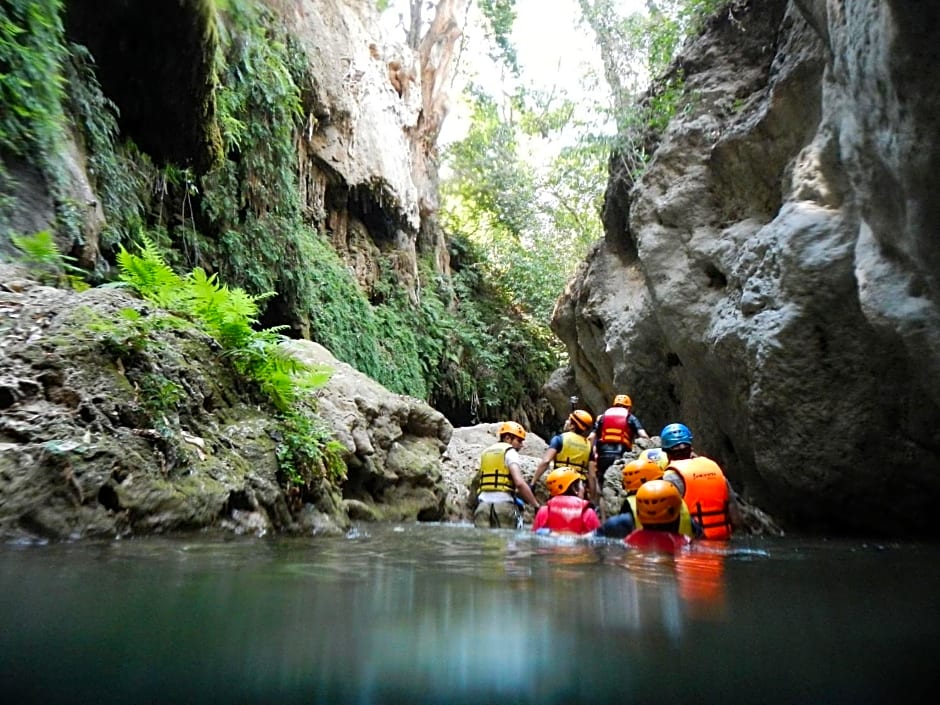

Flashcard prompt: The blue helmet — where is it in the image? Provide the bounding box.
[660,423,693,449]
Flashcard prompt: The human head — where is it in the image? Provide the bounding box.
[546,468,584,497]
[612,394,632,409]
[660,423,693,459]
[568,409,593,434]
[622,457,665,493]
[635,479,682,527]
[498,421,526,446]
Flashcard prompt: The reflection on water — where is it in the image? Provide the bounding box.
[0,523,937,704]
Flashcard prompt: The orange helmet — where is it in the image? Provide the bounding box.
[622,457,665,492]
[635,479,682,526]
[568,409,593,432]
[612,394,632,408]
[546,468,582,497]
[498,421,526,441]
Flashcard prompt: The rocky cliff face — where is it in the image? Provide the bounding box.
[550,0,940,536]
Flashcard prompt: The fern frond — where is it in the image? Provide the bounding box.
[116,234,184,308]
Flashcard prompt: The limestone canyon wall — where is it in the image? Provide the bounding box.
[551,0,940,535]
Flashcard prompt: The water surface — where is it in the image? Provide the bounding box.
[1,522,936,704]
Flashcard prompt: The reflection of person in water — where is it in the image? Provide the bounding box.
[675,548,728,620]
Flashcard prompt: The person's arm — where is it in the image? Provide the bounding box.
[663,468,686,497]
[510,461,540,508]
[531,447,557,485]
[631,414,650,440]
[586,442,600,507]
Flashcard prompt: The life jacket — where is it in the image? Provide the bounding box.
[667,457,732,540]
[555,431,591,476]
[597,407,633,449]
[627,493,697,537]
[478,442,516,493]
[537,495,596,535]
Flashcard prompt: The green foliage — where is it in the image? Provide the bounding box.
[0,0,67,162]
[444,87,536,243]
[9,229,87,289]
[478,0,519,75]
[113,235,340,486]
[138,372,185,417]
[442,86,601,324]
[276,408,347,486]
[63,43,153,251]
[577,0,726,181]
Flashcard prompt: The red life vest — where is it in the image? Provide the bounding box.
[668,457,732,540]
[598,407,633,449]
[534,495,597,535]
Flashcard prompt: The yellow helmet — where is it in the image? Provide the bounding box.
[498,421,526,441]
[612,394,632,408]
[635,479,682,526]
[546,468,582,496]
[622,457,665,492]
[638,447,670,471]
[568,409,593,432]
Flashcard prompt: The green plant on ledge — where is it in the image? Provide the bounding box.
[112,233,342,487]
[8,230,88,290]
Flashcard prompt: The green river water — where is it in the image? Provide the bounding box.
[0,521,936,704]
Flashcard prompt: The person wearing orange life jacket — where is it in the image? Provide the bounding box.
[659,422,742,540]
[530,409,594,488]
[473,421,541,529]
[595,455,700,539]
[532,468,600,536]
[587,394,650,513]
[624,479,693,553]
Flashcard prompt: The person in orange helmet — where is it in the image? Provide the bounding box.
[473,421,541,529]
[587,394,650,516]
[532,468,600,536]
[596,451,700,539]
[530,409,594,487]
[624,480,693,553]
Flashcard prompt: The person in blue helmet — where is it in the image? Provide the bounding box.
[659,423,743,540]
[659,422,697,462]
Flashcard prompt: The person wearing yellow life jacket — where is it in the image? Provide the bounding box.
[473,421,541,529]
[587,394,650,513]
[595,455,699,539]
[530,409,594,487]
[624,479,693,553]
[532,468,600,536]
[659,422,741,540]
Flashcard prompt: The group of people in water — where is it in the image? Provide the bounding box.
[472,394,742,550]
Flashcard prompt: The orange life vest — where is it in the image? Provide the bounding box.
[667,457,732,540]
[597,407,633,449]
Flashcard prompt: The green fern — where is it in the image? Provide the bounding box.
[10,229,87,288]
[116,233,185,308]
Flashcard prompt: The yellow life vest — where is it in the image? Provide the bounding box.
[478,442,515,493]
[555,431,591,477]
